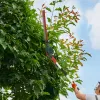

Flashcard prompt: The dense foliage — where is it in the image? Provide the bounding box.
[0,0,91,100]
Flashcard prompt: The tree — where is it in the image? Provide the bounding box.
[0,0,91,100]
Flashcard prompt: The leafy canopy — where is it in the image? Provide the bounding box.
[0,0,91,100]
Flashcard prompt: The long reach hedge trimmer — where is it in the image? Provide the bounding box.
[42,10,67,75]
[42,10,80,90]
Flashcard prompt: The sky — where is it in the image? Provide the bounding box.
[34,0,100,99]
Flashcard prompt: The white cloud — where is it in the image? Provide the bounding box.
[91,0,100,3]
[86,3,100,50]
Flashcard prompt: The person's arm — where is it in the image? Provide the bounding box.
[72,82,86,100]
[74,87,86,100]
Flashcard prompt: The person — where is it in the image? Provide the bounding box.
[72,81,100,100]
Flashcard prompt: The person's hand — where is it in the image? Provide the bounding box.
[72,81,77,90]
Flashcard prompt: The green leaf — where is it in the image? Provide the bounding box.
[70,69,76,74]
[80,57,87,61]
[72,5,76,9]
[46,7,51,12]
[2,43,7,50]
[57,0,62,2]
[0,29,6,36]
[12,3,17,9]
[50,1,56,6]
[41,92,50,96]
[78,60,83,66]
[85,53,92,57]
[0,38,5,44]
[75,79,83,84]
[55,7,62,12]
[67,88,73,92]
[63,5,66,11]
[0,38,7,49]
[29,1,34,6]
[68,22,76,26]
[47,17,51,22]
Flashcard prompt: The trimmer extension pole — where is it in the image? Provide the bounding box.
[42,10,48,43]
[42,10,67,76]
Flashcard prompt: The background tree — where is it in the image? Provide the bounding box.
[0,0,91,100]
